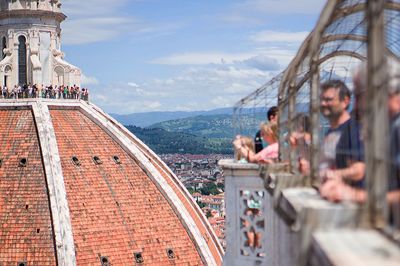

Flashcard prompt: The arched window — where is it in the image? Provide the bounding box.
[54,66,64,85]
[18,35,27,85]
[4,65,11,88]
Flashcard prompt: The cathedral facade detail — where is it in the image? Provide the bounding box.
[0,0,81,88]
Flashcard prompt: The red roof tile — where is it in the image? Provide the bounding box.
[0,109,56,265]
[50,109,203,265]
[101,109,223,264]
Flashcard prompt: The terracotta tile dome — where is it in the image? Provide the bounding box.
[0,99,223,265]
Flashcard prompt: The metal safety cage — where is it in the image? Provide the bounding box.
[278,0,400,238]
[233,72,283,141]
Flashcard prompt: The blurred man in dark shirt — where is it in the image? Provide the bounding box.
[254,106,278,153]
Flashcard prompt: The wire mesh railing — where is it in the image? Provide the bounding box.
[232,0,400,242]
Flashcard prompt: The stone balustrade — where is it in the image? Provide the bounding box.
[220,160,400,266]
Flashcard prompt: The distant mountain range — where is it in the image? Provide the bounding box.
[111,107,235,127]
[121,111,267,155]
[149,114,234,138]
[113,105,310,154]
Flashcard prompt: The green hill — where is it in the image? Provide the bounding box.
[125,112,267,155]
[150,113,266,137]
[150,114,234,138]
[126,126,232,154]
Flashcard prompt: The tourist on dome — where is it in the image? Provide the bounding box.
[234,122,279,164]
[318,80,365,188]
[32,84,37,98]
[28,84,33,98]
[17,84,22,98]
[82,87,89,101]
[1,85,7,98]
[234,136,255,163]
[320,57,400,209]
[62,85,67,99]
[296,78,365,196]
[12,85,18,99]
[287,113,312,174]
[254,106,278,153]
[7,85,12,98]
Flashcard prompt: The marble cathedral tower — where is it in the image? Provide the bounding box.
[0,0,81,88]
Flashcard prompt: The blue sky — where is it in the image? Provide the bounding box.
[61,0,325,114]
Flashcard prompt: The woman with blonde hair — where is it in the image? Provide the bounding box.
[235,136,255,163]
[234,122,279,164]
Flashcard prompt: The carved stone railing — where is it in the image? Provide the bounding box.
[273,187,362,266]
[220,160,291,266]
[220,160,268,266]
[310,229,400,266]
[220,159,374,266]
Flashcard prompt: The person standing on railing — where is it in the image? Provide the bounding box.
[2,85,6,99]
[54,85,58,99]
[254,106,278,153]
[12,85,17,99]
[83,87,89,101]
[3,85,8,98]
[17,84,22,98]
[28,84,33,98]
[37,84,41,98]
[32,84,37,98]
[23,84,28,98]
[62,85,66,99]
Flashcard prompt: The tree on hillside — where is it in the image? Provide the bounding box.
[197,201,206,208]
[200,182,219,195]
[187,187,195,194]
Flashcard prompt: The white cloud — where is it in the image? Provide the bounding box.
[150,50,292,69]
[251,30,309,43]
[212,66,267,80]
[90,63,280,114]
[210,96,242,108]
[63,0,130,17]
[220,14,263,25]
[81,73,99,86]
[234,0,325,15]
[253,47,298,67]
[220,0,325,25]
[218,0,326,27]
[60,1,313,113]
[62,0,178,45]
[146,101,162,109]
[150,52,256,66]
[127,82,140,88]
[241,55,280,71]
[62,17,138,45]
[61,0,135,45]
[89,47,295,113]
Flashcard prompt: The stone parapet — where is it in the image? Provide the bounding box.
[310,229,400,266]
[221,160,366,266]
[0,10,66,22]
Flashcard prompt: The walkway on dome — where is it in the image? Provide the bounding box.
[1,85,90,101]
